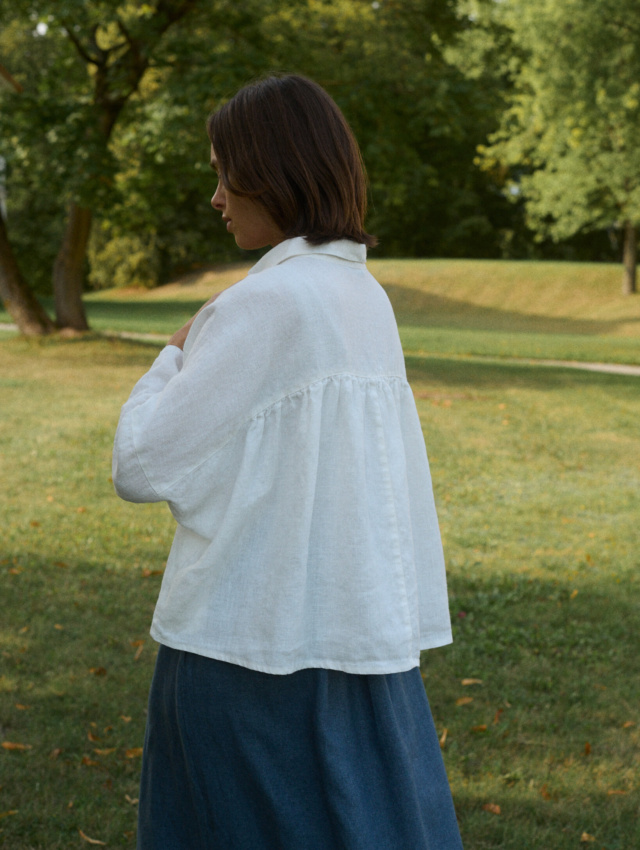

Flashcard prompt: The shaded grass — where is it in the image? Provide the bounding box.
[1,335,639,848]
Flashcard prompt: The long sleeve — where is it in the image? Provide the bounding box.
[112,345,184,503]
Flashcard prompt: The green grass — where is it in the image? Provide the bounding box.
[1,262,639,848]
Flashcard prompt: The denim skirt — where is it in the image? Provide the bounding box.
[137,645,463,849]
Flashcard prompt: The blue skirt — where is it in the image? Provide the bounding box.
[138,645,463,849]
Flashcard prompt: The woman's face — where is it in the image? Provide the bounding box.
[210,146,284,251]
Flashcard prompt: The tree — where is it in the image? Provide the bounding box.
[0,0,200,333]
[481,0,640,293]
[0,60,56,333]
[260,0,511,258]
[0,213,56,334]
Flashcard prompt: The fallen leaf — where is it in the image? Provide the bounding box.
[540,784,551,800]
[15,704,30,710]
[49,748,62,760]
[19,626,29,633]
[54,561,68,568]
[493,709,504,724]
[461,678,483,686]
[29,520,40,527]
[439,728,448,748]
[120,715,132,723]
[125,794,139,805]
[141,569,163,578]
[89,667,107,677]
[78,829,106,845]
[483,803,501,815]
[471,725,487,732]
[134,644,144,661]
[0,810,18,820]
[607,789,627,796]
[570,589,579,599]
[81,756,100,767]
[580,833,596,843]
[76,506,87,514]
[456,696,474,706]
[622,721,635,729]
[87,731,100,743]
[8,568,22,575]
[54,624,64,630]
[125,747,144,759]
[93,748,116,756]
[584,742,591,756]
[1,742,32,751]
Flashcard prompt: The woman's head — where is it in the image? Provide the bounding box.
[207,74,377,249]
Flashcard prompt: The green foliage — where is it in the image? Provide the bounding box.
[481,0,640,241]
[259,0,513,257]
[1,0,627,298]
[88,231,160,289]
[0,0,523,295]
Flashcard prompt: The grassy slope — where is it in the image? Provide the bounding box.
[2,258,640,362]
[372,259,640,364]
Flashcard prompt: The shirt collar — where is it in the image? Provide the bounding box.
[247,237,367,276]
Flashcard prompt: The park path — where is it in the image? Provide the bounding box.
[2,322,640,376]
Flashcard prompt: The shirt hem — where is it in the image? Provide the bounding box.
[149,627,452,676]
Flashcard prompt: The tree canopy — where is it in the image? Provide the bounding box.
[1,0,633,335]
[481,0,640,292]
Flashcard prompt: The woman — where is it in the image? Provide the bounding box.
[113,74,463,850]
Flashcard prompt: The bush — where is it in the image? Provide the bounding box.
[88,231,161,290]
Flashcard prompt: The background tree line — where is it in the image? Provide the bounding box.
[0,0,636,335]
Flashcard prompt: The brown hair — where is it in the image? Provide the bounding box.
[206,74,377,247]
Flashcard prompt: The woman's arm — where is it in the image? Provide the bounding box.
[112,279,287,506]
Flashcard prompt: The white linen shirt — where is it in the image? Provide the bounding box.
[112,237,453,674]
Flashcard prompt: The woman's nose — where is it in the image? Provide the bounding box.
[211,182,225,210]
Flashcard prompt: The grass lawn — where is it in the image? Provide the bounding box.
[1,259,639,848]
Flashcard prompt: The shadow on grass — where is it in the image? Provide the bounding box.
[385,285,640,335]
[85,299,205,332]
[405,354,640,392]
[2,554,638,848]
[423,571,640,849]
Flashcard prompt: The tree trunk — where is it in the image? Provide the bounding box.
[53,203,92,330]
[622,220,637,295]
[0,213,55,335]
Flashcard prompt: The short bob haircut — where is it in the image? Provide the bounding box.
[206,74,377,247]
